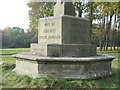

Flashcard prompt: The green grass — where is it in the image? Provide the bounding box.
[111,53,119,69]
[2,65,120,89]
[0,48,29,64]
[98,51,119,69]
[1,48,120,89]
[0,48,29,55]
[1,56,15,64]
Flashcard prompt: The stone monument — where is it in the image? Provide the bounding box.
[13,1,115,79]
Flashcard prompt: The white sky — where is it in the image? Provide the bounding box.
[0,0,29,30]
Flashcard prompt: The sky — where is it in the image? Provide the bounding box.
[0,0,29,30]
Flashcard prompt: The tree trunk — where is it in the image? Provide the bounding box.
[108,14,113,51]
[113,14,117,50]
[104,15,109,51]
[117,1,120,51]
[100,16,105,51]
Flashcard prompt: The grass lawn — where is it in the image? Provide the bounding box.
[0,48,29,64]
[0,48,29,55]
[98,51,119,69]
[0,48,120,89]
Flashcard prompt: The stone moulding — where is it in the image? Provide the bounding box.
[13,52,115,79]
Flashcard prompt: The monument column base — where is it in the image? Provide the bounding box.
[13,52,115,79]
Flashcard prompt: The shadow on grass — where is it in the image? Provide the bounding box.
[2,63,15,71]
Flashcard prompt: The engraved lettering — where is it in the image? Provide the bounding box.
[39,36,47,39]
[45,23,50,26]
[45,22,55,27]
[39,36,60,39]
[43,29,56,33]
[33,48,45,52]
[51,22,55,26]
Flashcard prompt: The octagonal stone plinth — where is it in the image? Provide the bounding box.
[13,52,115,79]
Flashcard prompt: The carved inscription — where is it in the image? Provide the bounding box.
[43,22,56,33]
[45,22,55,26]
[39,36,60,39]
[33,48,45,52]
[31,44,46,53]
[39,22,60,40]
[43,29,56,33]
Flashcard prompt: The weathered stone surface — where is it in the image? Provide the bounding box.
[37,61,112,79]
[38,17,62,44]
[47,44,96,57]
[13,52,115,62]
[31,43,96,57]
[54,1,75,16]
[30,43,47,56]
[13,53,115,79]
[31,15,93,57]
[15,58,38,76]
[38,15,90,45]
[62,15,90,44]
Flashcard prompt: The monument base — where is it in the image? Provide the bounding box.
[13,52,115,79]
